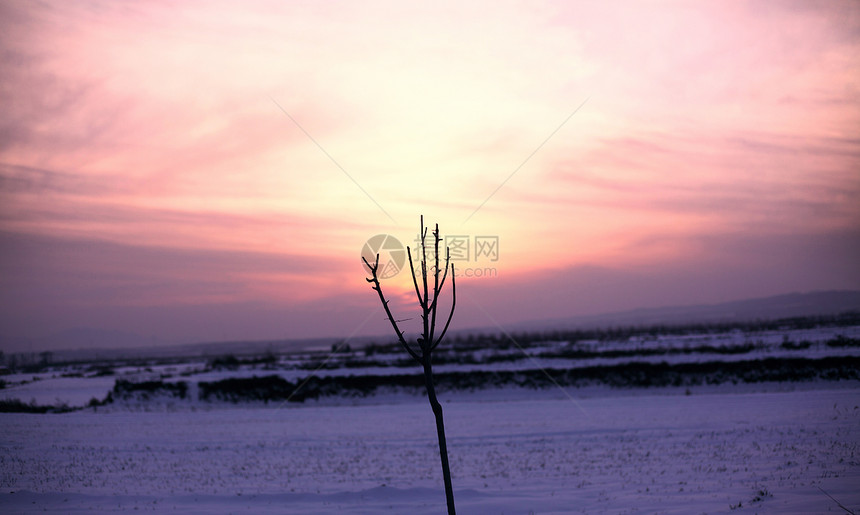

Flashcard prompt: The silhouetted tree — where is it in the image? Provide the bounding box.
[363,215,457,515]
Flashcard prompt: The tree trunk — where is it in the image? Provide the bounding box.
[423,360,456,515]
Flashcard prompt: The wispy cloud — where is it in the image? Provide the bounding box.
[535,129,860,227]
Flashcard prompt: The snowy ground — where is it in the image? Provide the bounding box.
[2,385,859,514]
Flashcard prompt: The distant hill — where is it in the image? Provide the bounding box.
[1,327,171,357]
[7,290,859,363]
[24,334,350,364]
[506,290,860,333]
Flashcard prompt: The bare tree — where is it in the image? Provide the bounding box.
[362,215,457,515]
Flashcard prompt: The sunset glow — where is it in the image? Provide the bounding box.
[1,0,858,349]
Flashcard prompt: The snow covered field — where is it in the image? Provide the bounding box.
[3,323,859,409]
[2,385,859,514]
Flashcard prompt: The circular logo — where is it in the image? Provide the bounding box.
[361,234,406,279]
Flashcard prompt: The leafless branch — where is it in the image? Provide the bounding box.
[362,253,421,363]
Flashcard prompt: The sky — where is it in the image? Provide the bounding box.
[1,0,859,352]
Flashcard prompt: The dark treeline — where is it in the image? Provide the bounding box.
[118,356,860,405]
[364,311,860,355]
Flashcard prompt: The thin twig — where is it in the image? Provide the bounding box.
[420,216,430,352]
[428,224,441,345]
[407,247,424,307]
[431,263,455,351]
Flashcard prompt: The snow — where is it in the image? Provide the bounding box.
[2,322,858,512]
[0,375,116,408]
[2,386,858,514]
